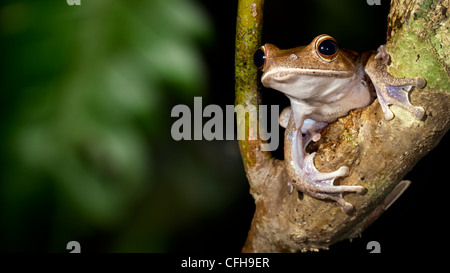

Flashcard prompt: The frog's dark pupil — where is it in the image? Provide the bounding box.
[318,39,338,55]
[254,48,266,69]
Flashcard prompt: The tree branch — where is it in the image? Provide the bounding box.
[235,0,449,252]
[234,0,269,172]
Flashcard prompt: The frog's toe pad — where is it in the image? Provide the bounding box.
[415,77,427,89]
[413,106,425,120]
[342,202,355,214]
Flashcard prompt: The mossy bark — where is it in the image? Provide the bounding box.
[235,0,269,173]
[235,0,449,252]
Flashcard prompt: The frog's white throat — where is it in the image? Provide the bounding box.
[273,68,372,126]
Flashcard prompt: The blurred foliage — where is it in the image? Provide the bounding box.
[0,0,249,252]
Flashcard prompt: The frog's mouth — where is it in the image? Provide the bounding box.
[262,67,353,83]
[261,67,354,90]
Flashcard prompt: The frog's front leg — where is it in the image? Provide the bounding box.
[283,109,366,213]
[280,107,326,148]
[365,45,426,120]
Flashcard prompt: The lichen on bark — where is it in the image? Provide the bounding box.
[234,0,268,172]
[387,0,449,92]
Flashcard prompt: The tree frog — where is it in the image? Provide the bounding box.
[254,34,426,213]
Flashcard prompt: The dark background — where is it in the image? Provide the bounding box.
[0,0,447,255]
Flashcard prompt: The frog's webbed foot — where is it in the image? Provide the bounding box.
[285,116,365,213]
[301,151,366,213]
[367,45,426,120]
[375,77,426,120]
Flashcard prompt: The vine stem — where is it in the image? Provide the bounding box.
[234,0,270,171]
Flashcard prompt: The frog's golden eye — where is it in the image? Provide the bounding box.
[315,35,339,62]
[254,46,266,71]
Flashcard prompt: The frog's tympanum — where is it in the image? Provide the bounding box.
[254,34,426,213]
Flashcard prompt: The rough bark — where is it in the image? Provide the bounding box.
[235,0,449,252]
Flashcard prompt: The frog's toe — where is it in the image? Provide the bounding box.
[415,77,427,89]
[308,190,359,214]
[413,106,425,120]
[287,180,294,194]
[341,202,355,214]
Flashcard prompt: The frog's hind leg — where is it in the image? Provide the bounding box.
[285,114,365,213]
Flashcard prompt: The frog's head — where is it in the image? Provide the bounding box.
[254,35,360,100]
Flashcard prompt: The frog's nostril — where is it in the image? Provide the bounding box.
[254,48,266,70]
